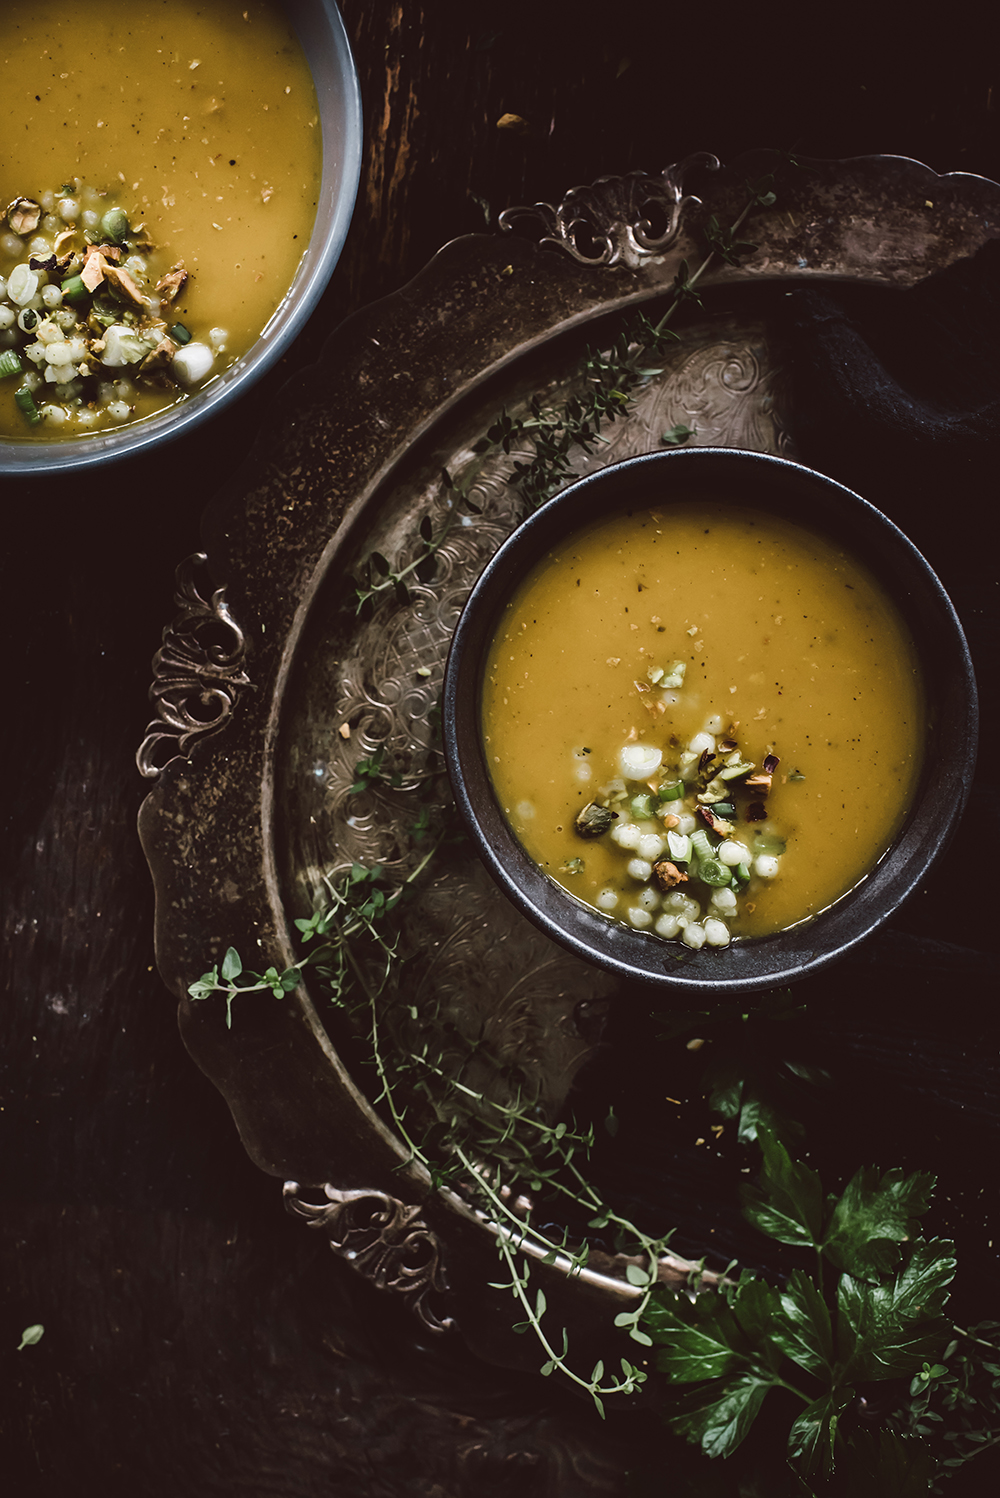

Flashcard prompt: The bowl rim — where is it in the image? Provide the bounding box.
[0,0,362,477]
[442,447,979,995]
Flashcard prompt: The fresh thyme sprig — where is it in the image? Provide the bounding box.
[351,169,780,613]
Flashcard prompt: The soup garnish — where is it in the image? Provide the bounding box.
[1,183,217,431]
[481,501,925,943]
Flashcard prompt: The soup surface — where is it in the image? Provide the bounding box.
[481,502,925,941]
[0,0,320,438]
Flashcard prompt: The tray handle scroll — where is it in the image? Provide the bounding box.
[136,552,253,779]
[284,1183,454,1335]
[499,154,719,269]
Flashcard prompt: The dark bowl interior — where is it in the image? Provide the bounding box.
[442,448,978,996]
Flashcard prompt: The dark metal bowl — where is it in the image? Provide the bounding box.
[442,448,977,995]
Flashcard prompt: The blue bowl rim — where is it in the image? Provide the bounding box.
[442,447,979,996]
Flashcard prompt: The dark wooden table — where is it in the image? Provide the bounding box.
[3,5,998,1492]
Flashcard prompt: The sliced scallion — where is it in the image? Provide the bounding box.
[696,857,730,887]
[690,828,716,863]
[666,829,691,863]
[60,275,90,305]
[0,350,23,379]
[100,206,130,245]
[14,385,42,426]
[658,781,683,802]
[630,792,655,820]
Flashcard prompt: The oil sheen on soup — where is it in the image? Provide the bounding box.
[481,502,925,943]
[0,0,321,438]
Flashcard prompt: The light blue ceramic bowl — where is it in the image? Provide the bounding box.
[0,0,362,476]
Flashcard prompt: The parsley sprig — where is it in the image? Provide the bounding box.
[644,1128,957,1490]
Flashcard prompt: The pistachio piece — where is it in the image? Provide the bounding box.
[574,802,616,839]
[7,197,41,235]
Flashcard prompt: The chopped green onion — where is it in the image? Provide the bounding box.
[60,275,90,305]
[752,835,787,856]
[666,830,691,863]
[0,350,23,379]
[691,829,716,863]
[169,323,192,344]
[712,802,736,819]
[14,385,42,426]
[696,857,730,887]
[630,792,655,819]
[100,206,130,245]
[658,781,684,802]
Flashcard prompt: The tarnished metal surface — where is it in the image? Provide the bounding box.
[138,153,1000,1371]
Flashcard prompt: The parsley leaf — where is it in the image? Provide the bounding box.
[665,1369,776,1460]
[739,1127,823,1248]
[773,1268,834,1378]
[787,1387,854,1479]
[838,1238,956,1383]
[823,1166,936,1279]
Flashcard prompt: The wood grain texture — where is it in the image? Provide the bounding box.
[2,3,999,1493]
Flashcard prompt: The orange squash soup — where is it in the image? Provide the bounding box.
[0,0,321,438]
[481,503,925,944]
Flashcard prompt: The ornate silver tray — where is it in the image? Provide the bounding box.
[137,152,1000,1376]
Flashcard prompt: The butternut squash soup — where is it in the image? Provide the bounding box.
[0,0,320,438]
[481,503,925,943]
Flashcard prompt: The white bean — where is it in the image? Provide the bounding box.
[596,889,618,911]
[637,833,666,862]
[704,919,731,947]
[610,822,642,850]
[710,887,738,913]
[664,891,700,920]
[754,854,781,879]
[681,922,706,949]
[637,886,660,912]
[688,732,715,755]
[719,840,750,866]
[628,906,653,929]
[654,913,682,939]
[626,857,653,882]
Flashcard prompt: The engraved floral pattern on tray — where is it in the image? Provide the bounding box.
[277,313,792,1112]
